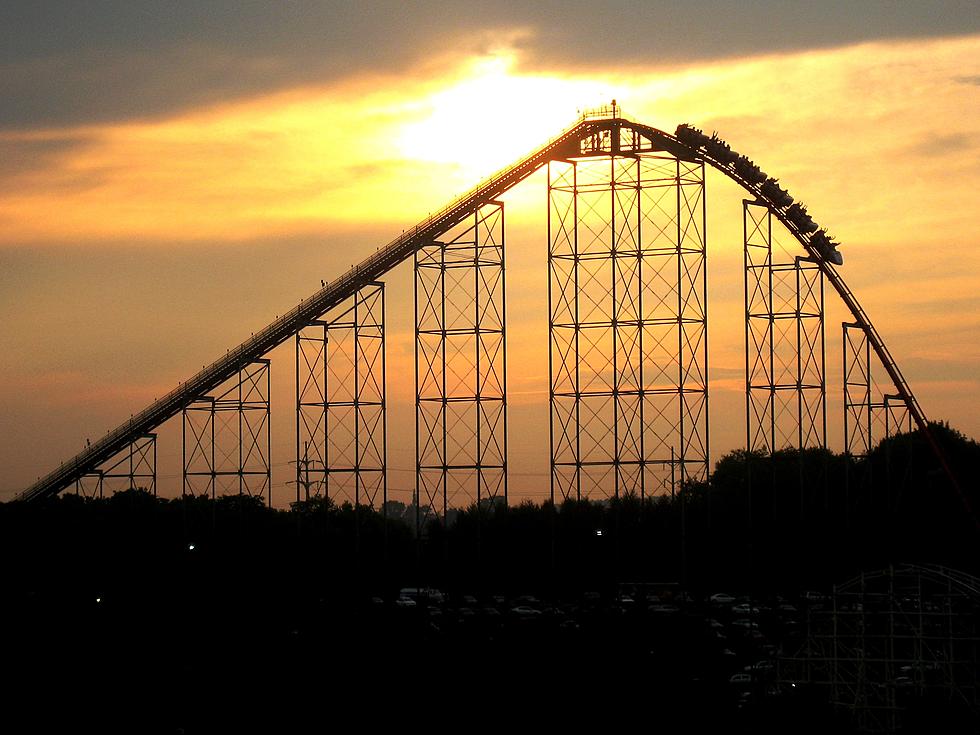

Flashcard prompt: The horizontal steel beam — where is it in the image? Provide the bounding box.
[20,114,940,506]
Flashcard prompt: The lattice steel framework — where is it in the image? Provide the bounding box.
[780,564,980,733]
[27,115,955,513]
[744,200,826,453]
[843,322,913,457]
[415,202,507,532]
[548,154,708,501]
[73,434,156,498]
[182,360,271,503]
[295,283,386,507]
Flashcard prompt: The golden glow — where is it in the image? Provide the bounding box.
[3,33,980,498]
[1,36,978,248]
[397,52,623,176]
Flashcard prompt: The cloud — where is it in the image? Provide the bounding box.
[0,3,513,129]
[1,2,978,129]
[0,133,93,187]
[513,2,980,71]
[906,132,978,157]
[2,33,979,251]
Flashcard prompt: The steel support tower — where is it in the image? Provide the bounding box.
[744,200,826,453]
[843,322,913,457]
[73,434,157,497]
[182,360,271,503]
[548,153,709,501]
[415,202,507,533]
[295,283,386,507]
[781,564,980,733]
[23,113,960,528]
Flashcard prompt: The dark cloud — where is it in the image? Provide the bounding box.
[0,134,103,197]
[907,132,977,157]
[1,1,978,129]
[904,351,980,384]
[515,1,980,70]
[0,134,91,181]
[0,2,506,129]
[954,74,980,85]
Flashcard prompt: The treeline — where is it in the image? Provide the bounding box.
[2,423,976,731]
[2,422,977,600]
[430,422,979,592]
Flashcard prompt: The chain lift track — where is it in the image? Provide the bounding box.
[19,112,952,507]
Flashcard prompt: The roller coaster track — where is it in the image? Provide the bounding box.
[631,121,925,420]
[18,113,959,508]
[838,563,980,600]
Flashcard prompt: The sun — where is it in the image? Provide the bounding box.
[397,51,625,179]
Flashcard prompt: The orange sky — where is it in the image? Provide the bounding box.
[2,33,978,502]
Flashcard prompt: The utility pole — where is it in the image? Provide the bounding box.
[294,441,315,502]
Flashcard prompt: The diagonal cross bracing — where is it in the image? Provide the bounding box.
[548,154,709,502]
[415,202,507,533]
[295,283,386,509]
[21,114,939,506]
[73,434,156,498]
[843,323,913,457]
[182,360,271,503]
[743,200,826,454]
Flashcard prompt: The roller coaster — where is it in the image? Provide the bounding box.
[17,107,965,522]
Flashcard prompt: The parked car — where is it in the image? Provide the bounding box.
[729,673,753,688]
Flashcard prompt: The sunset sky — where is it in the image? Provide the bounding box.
[2,2,978,503]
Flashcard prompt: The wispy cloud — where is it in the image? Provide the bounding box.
[2,3,978,129]
[2,35,979,248]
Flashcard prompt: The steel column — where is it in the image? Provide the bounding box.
[843,323,913,457]
[73,434,156,498]
[744,200,826,453]
[415,203,507,535]
[182,360,271,504]
[549,153,708,502]
[295,283,386,510]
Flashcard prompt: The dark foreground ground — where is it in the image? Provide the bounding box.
[6,428,979,732]
[8,578,975,734]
